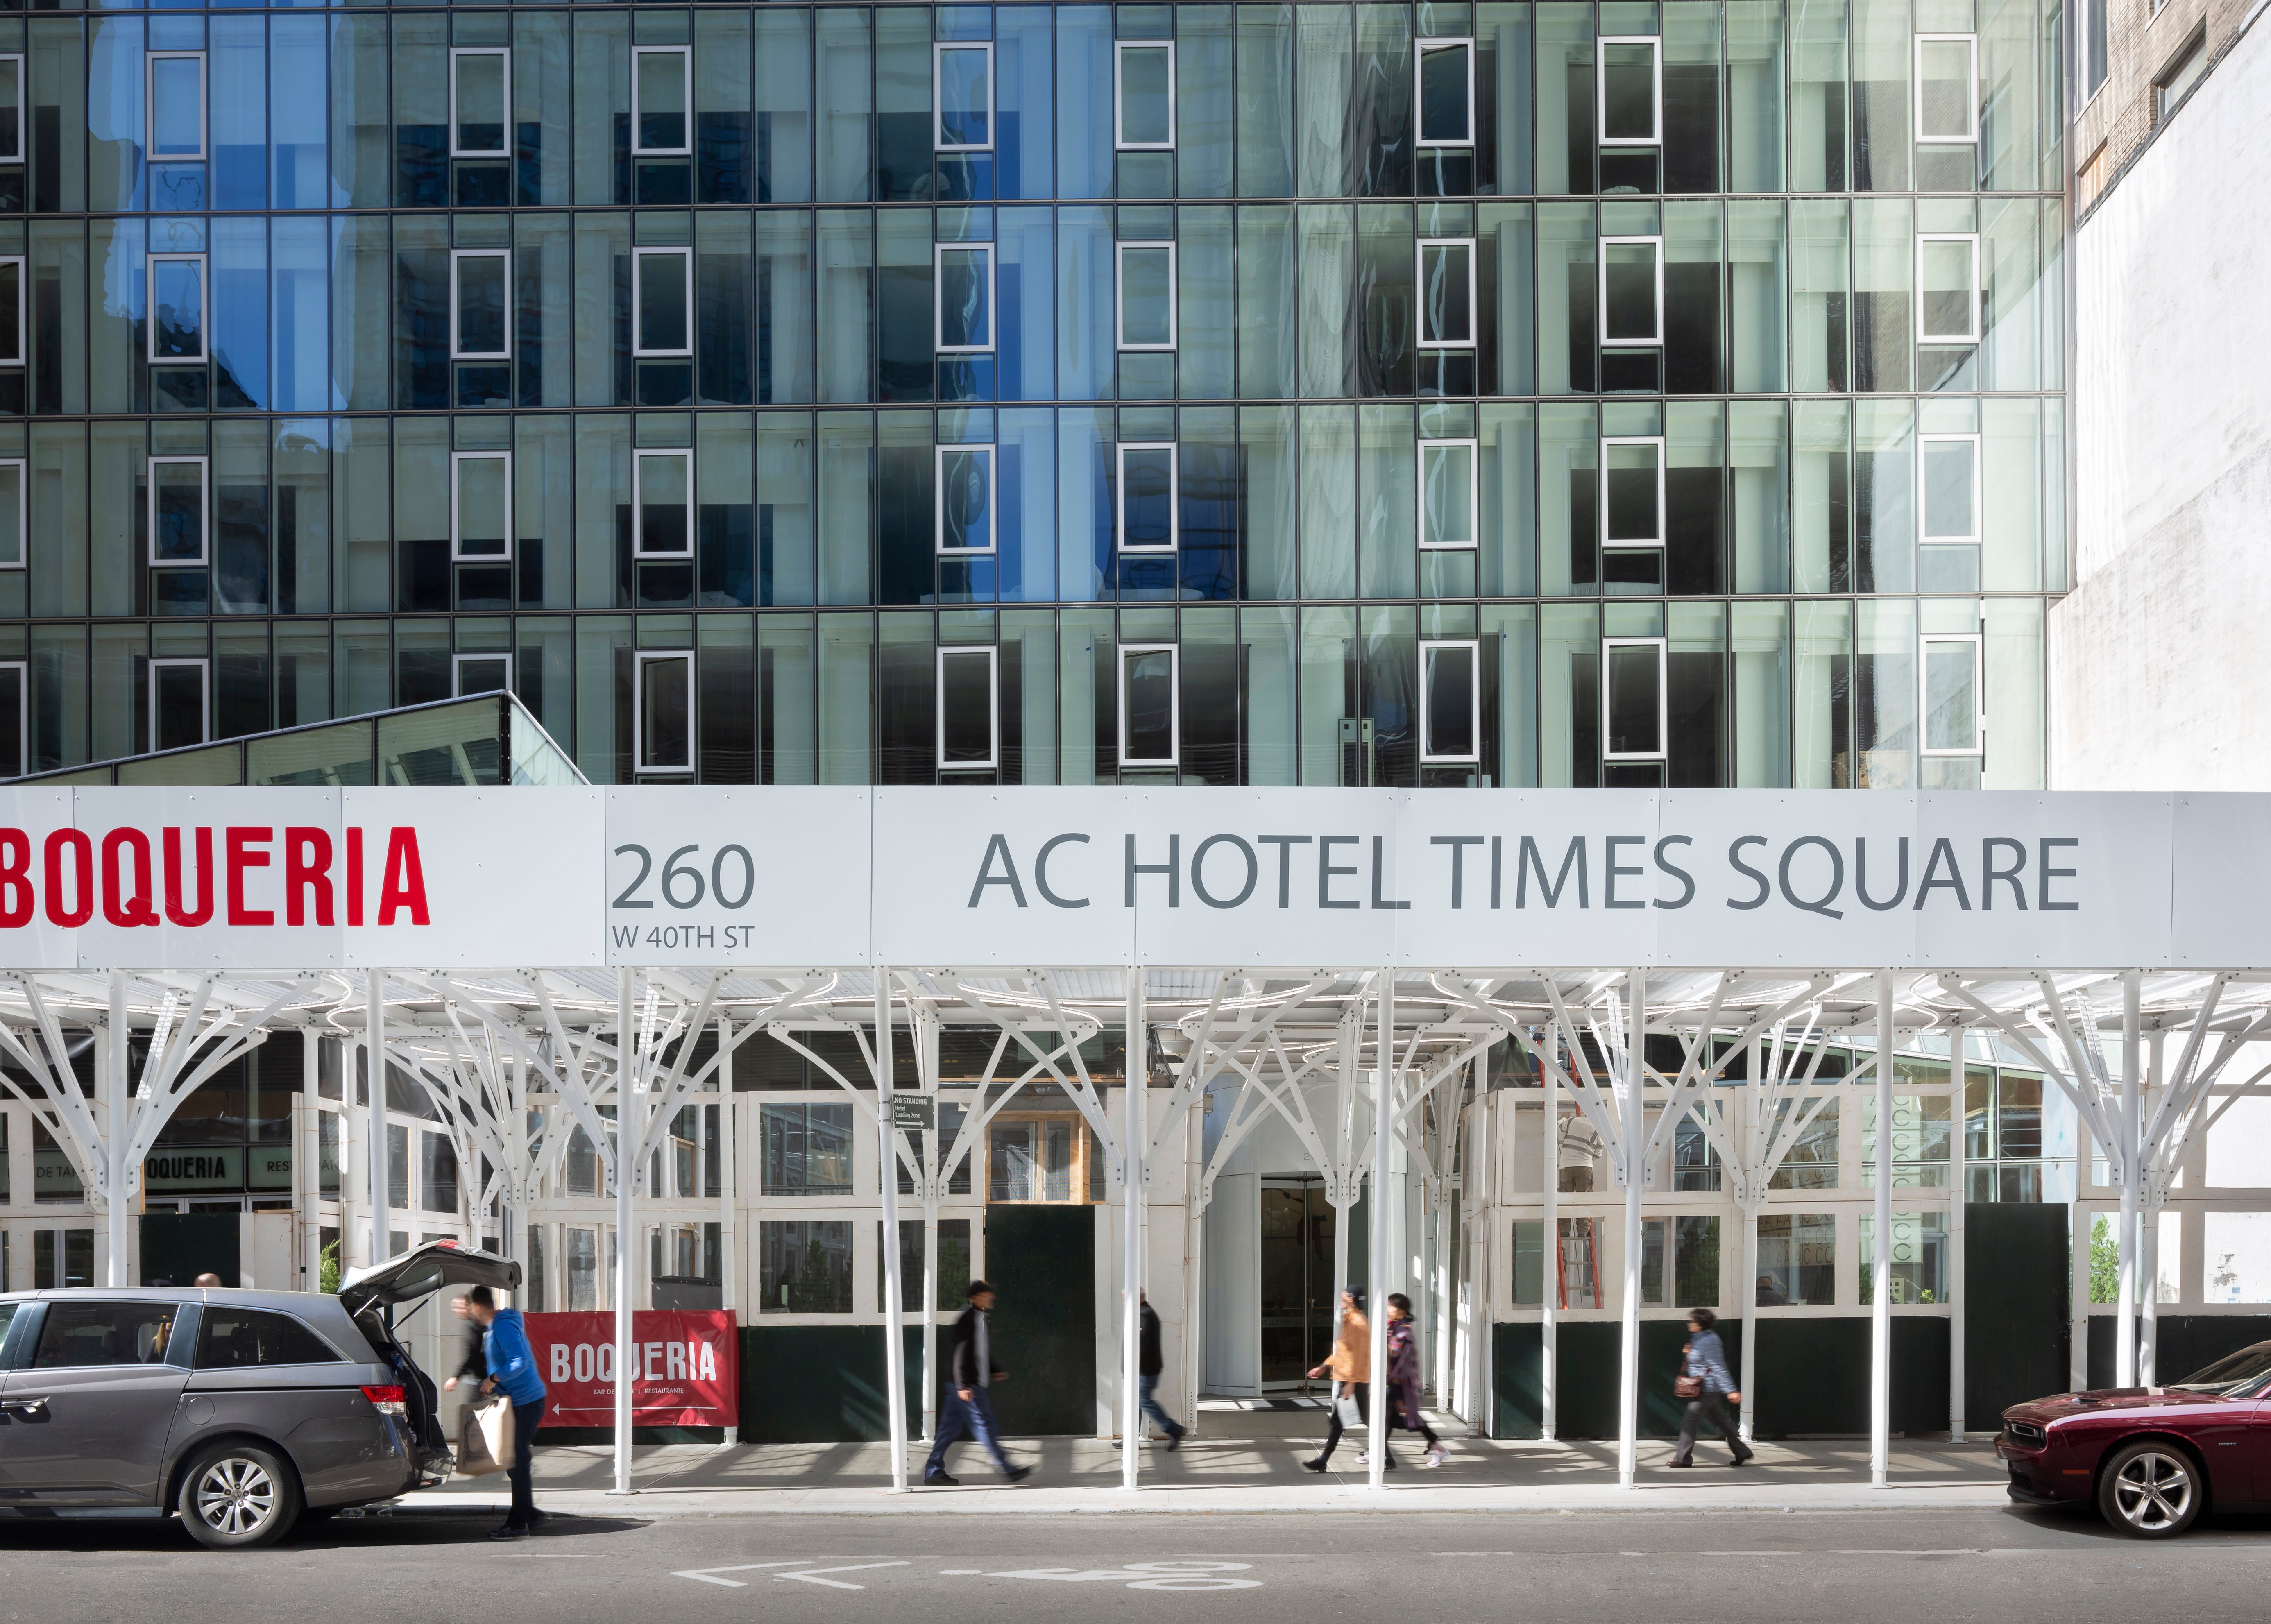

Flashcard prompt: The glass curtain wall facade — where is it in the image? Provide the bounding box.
[0,0,2064,790]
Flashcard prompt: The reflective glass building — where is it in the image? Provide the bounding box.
[0,0,2065,790]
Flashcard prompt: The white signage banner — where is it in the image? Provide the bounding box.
[0,786,2257,972]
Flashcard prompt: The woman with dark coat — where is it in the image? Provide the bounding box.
[1669,1307,1754,1468]
[1384,1293,1447,1468]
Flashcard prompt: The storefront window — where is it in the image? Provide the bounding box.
[1862,1092,1952,1187]
[1756,1212,1836,1305]
[987,1114,1102,1202]
[1768,1096,1839,1189]
[1642,1215,1720,1307]
[1860,1211,1949,1304]
[760,1219,853,1312]
[762,1101,854,1194]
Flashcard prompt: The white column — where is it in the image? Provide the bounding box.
[1737,1040,1758,1442]
[2115,970,2140,1388]
[718,1030,739,1446]
[1541,1024,1558,1441]
[367,973,387,1272]
[1120,971,1144,1490]
[1949,1026,1967,1441]
[875,972,909,1492]
[921,1195,938,1441]
[612,967,637,1496]
[1870,970,1892,1488]
[1616,969,1643,1490]
[105,974,129,1287]
[2140,1029,2163,1386]
[1367,970,1392,1491]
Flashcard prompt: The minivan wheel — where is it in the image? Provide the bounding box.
[2098,1440,2202,1538]
[178,1442,301,1550]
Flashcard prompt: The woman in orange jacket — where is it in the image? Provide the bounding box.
[1303,1287,1387,1472]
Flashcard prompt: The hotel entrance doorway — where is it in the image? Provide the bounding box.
[1259,1177,1336,1387]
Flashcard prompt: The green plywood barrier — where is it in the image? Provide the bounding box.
[1752,1316,1949,1436]
[737,1324,923,1444]
[2087,1314,2271,1392]
[140,1212,239,1287]
[1966,1200,2070,1419]
[981,1204,1096,1436]
[1491,1318,1743,1439]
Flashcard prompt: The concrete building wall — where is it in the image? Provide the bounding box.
[2057,11,2271,788]
[2075,0,2260,211]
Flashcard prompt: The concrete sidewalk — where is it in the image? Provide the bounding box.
[399,1421,2017,1519]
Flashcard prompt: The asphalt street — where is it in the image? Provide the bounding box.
[0,1506,2266,1623]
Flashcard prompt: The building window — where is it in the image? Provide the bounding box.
[1918,433,1980,548]
[936,444,996,555]
[633,447,693,557]
[1769,1095,1840,1190]
[634,650,694,775]
[0,659,25,780]
[420,1131,457,1214]
[452,652,510,697]
[0,456,21,566]
[762,1101,854,1194]
[1601,636,1666,762]
[1115,40,1175,150]
[1116,241,1176,350]
[934,243,995,353]
[1414,37,1475,147]
[1915,233,1981,344]
[147,456,209,566]
[935,41,993,152]
[1597,35,1662,144]
[2082,0,2108,98]
[149,657,209,754]
[1119,643,1179,768]
[632,45,691,156]
[1116,442,1177,553]
[1914,34,1979,143]
[759,1220,853,1313]
[1756,1213,1836,1305]
[1418,639,1480,765]
[1641,1215,1719,1307]
[989,1115,1102,1202]
[2156,32,2208,122]
[937,645,998,771]
[147,254,208,364]
[1919,634,1984,758]
[1860,1211,1948,1304]
[1862,1090,1953,1186]
[1598,236,1663,346]
[632,247,693,358]
[1416,238,1476,349]
[0,256,20,367]
[450,450,512,562]
[1601,436,1666,549]
[147,50,206,163]
[1551,1216,1602,1308]
[0,56,22,165]
[449,250,510,361]
[1417,439,1477,550]
[450,48,510,157]
[566,1227,599,1309]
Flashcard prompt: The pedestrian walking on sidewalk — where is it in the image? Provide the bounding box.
[1668,1307,1753,1469]
[1138,1291,1186,1450]
[451,1287,549,1537]
[923,1281,1032,1486]
[1303,1288,1385,1472]
[1384,1294,1446,1468]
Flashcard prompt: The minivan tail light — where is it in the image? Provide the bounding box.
[361,1384,408,1418]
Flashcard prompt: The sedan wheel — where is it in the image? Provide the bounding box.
[2098,1441,2202,1538]
[179,1442,302,1550]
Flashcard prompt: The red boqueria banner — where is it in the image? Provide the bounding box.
[524,1310,739,1429]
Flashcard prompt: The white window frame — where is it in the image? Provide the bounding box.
[1415,237,1478,351]
[632,446,696,559]
[1115,240,1178,351]
[933,41,995,153]
[449,248,512,361]
[1596,35,1664,145]
[1417,439,1479,551]
[1598,235,1664,347]
[935,644,1000,772]
[630,45,693,158]
[0,56,24,165]
[449,449,514,563]
[933,242,996,354]
[1917,432,1982,546]
[1915,232,1982,344]
[0,456,22,569]
[1918,634,1986,758]
[1600,636,1669,763]
[449,46,512,158]
[1913,33,1980,144]
[146,253,209,365]
[145,50,207,163]
[145,455,209,567]
[1117,643,1181,769]
[1115,442,1179,555]
[147,657,210,754]
[632,650,696,775]
[0,659,25,779]
[631,246,694,358]
[0,257,21,367]
[1413,37,1476,149]
[1418,639,1482,766]
[451,651,513,697]
[1600,435,1668,549]
[1113,40,1176,151]
[935,442,997,556]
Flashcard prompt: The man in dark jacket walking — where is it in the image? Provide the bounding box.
[922,1280,1031,1486]
[1137,1291,1185,1449]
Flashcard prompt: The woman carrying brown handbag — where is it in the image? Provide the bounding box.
[1669,1307,1753,1468]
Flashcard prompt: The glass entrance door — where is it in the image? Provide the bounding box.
[1259,1177,1335,1386]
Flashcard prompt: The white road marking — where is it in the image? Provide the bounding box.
[775,1563,913,1590]
[970,1562,1259,1592]
[672,1563,811,1588]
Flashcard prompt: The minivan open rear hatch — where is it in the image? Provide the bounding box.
[341,1242,524,1484]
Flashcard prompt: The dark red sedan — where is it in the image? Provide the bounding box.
[1998,1341,2271,1536]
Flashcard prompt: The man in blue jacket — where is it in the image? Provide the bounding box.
[453,1287,548,1538]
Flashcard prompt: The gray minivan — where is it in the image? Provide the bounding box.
[0,1241,519,1548]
